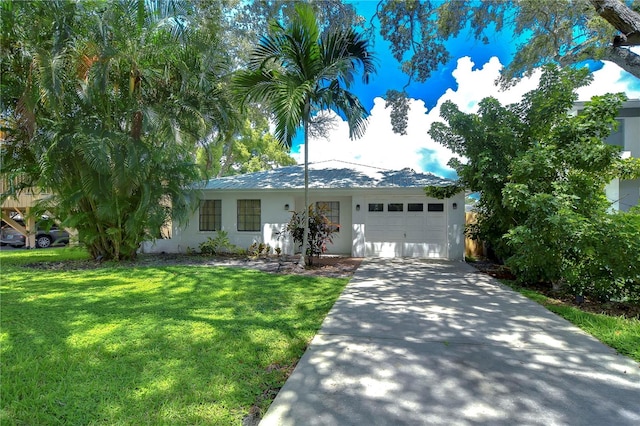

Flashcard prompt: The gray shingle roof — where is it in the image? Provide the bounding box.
[202,160,456,190]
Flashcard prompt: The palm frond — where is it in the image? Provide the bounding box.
[316,87,369,140]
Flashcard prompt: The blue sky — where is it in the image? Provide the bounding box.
[346,0,516,112]
[289,1,640,179]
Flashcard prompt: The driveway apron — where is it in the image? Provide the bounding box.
[260,258,640,426]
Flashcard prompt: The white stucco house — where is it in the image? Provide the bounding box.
[142,160,465,260]
[574,99,640,211]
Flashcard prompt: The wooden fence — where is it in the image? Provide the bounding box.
[465,212,484,258]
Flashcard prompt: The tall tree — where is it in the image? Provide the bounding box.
[233,3,375,266]
[430,66,606,256]
[430,65,640,298]
[191,1,359,179]
[196,114,296,178]
[0,0,235,260]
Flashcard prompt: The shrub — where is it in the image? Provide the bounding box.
[279,205,339,265]
[199,230,235,255]
[506,205,640,302]
[568,210,640,301]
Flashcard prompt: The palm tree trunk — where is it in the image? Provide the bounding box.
[298,102,311,267]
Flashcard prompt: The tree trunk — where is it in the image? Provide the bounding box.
[298,102,311,268]
[601,45,640,79]
[585,0,640,79]
[590,0,640,45]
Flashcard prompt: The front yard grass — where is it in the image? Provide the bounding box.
[500,280,640,363]
[0,248,348,425]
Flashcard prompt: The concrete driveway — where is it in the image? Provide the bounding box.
[260,258,640,425]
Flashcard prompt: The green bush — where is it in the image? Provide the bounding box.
[506,206,640,302]
[569,210,640,301]
[279,205,339,265]
[199,230,236,255]
[247,242,271,258]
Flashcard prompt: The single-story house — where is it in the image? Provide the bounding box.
[142,160,465,260]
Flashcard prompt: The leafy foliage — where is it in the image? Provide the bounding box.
[376,0,640,133]
[196,115,296,178]
[247,241,272,258]
[424,184,465,199]
[376,0,640,86]
[384,89,411,135]
[198,230,238,255]
[233,3,375,266]
[0,0,234,260]
[222,0,364,69]
[280,205,340,265]
[431,65,639,300]
[567,208,640,301]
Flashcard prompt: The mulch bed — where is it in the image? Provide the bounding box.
[23,253,362,279]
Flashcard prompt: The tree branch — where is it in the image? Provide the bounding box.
[600,45,640,77]
[590,0,640,46]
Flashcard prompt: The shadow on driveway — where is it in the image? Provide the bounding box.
[261,258,640,426]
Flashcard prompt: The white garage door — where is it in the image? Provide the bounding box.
[365,199,447,258]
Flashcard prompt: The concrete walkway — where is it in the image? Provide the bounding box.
[260,258,640,426]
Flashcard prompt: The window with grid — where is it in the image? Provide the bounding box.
[199,200,221,231]
[316,201,340,232]
[237,199,261,231]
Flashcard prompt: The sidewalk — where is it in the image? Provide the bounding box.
[260,258,640,425]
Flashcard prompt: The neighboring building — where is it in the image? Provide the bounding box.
[142,160,465,260]
[574,99,640,211]
[0,176,48,248]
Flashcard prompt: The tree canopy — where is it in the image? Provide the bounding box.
[196,114,296,178]
[2,1,351,260]
[377,0,640,86]
[431,65,640,299]
[1,0,235,260]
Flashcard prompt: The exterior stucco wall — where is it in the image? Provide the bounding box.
[447,191,466,260]
[293,193,353,255]
[624,114,640,157]
[609,109,640,211]
[142,191,295,254]
[142,187,465,260]
[619,178,640,212]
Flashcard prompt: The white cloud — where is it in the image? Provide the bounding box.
[577,61,640,101]
[292,55,640,177]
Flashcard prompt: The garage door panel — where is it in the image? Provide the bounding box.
[365,242,403,257]
[367,232,403,242]
[405,216,425,227]
[426,214,445,228]
[365,198,448,258]
[403,243,446,258]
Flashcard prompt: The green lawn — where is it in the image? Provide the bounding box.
[0,248,348,425]
[500,280,640,362]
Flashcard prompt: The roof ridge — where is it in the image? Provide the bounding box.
[308,159,391,171]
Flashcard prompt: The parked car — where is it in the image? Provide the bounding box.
[0,218,70,248]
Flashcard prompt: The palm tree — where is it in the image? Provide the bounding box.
[1,0,236,260]
[233,3,375,266]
